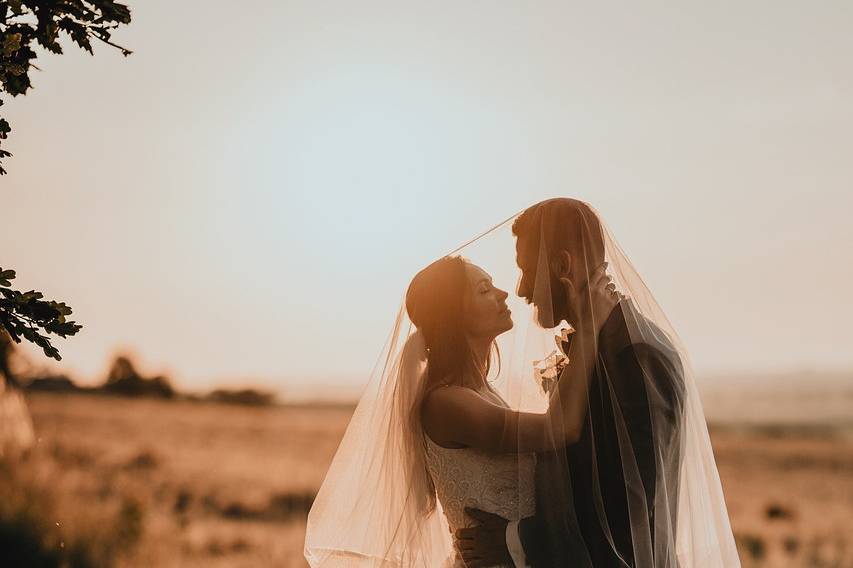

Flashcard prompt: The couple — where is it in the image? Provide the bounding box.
[306,199,739,567]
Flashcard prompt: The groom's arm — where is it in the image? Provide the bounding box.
[614,343,685,512]
[515,447,585,566]
[515,476,591,566]
[455,510,544,567]
[515,513,548,566]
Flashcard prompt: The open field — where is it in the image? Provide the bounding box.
[5,392,853,567]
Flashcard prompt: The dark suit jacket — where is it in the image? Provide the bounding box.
[519,301,686,567]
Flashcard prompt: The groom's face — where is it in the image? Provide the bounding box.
[514,232,570,328]
[514,234,537,306]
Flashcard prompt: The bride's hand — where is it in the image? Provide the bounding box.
[587,262,623,327]
[561,262,622,337]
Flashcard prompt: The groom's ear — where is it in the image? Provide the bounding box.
[549,250,572,280]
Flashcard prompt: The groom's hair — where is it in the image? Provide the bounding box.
[512,198,606,269]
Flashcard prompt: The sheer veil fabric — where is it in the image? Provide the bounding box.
[305,199,739,567]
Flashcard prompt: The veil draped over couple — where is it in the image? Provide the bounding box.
[305,199,739,567]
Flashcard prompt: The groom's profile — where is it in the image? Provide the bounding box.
[458,198,686,568]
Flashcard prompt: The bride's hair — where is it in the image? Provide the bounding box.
[405,256,497,394]
[404,255,500,517]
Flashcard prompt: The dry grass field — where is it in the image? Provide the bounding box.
[3,392,852,567]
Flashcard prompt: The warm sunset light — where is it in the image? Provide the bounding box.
[1,2,850,566]
[4,2,851,395]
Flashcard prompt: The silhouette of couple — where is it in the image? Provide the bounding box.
[306,198,739,568]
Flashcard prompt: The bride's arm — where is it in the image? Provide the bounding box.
[539,311,602,447]
[423,386,551,453]
[421,323,601,454]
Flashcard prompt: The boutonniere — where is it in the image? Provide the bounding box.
[532,326,575,395]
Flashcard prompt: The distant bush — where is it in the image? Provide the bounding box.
[123,449,160,471]
[735,532,767,562]
[101,356,174,399]
[25,375,79,393]
[765,502,795,521]
[209,490,314,522]
[206,388,275,406]
[267,491,315,519]
[22,357,176,399]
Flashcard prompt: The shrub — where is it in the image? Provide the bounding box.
[205,388,275,406]
[0,454,145,567]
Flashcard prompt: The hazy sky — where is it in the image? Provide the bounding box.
[3,1,852,394]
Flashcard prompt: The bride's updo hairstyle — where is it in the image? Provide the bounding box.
[406,256,486,392]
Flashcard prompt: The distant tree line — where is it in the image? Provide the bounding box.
[24,352,277,406]
[1,3,274,408]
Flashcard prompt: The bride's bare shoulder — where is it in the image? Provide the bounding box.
[423,383,499,431]
[421,384,510,450]
[422,384,481,413]
[421,385,476,447]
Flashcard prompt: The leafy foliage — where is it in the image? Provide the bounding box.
[0,267,81,361]
[1,1,131,358]
[0,0,132,174]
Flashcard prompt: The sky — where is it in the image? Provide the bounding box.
[3,1,852,396]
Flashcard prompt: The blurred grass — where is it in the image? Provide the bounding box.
[2,392,851,566]
[710,424,853,567]
[0,451,144,567]
[7,393,349,567]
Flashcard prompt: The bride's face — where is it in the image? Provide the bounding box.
[462,263,513,339]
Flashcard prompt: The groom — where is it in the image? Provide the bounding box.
[457,198,686,567]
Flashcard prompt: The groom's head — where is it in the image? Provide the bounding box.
[512,198,605,328]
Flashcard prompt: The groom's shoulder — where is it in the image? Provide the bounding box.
[619,340,680,373]
[618,310,684,375]
[618,340,687,414]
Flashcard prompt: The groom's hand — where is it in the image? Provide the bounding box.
[455,507,511,568]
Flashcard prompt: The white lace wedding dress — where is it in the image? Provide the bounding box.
[425,388,536,568]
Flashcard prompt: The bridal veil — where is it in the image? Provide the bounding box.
[305,199,739,567]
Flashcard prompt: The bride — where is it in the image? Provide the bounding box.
[305,199,739,568]
[307,254,615,568]
[413,256,616,560]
